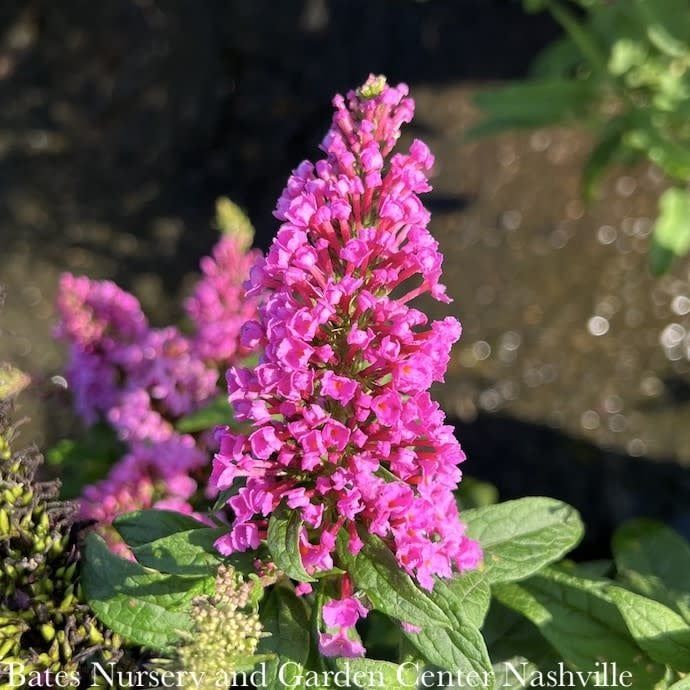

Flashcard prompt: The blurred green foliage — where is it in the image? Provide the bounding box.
[47,424,125,499]
[472,0,690,274]
[455,476,500,510]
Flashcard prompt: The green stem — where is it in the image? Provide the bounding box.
[311,585,328,672]
[544,0,608,74]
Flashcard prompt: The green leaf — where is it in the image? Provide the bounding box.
[523,0,548,13]
[175,394,234,433]
[608,586,690,671]
[670,677,690,690]
[627,0,690,45]
[531,36,582,79]
[545,0,609,73]
[493,568,665,689]
[427,570,491,630]
[647,23,688,58]
[483,601,560,673]
[336,531,450,629]
[212,482,244,512]
[557,558,613,579]
[613,518,690,623]
[132,526,257,577]
[609,39,648,76]
[267,506,316,583]
[650,188,690,275]
[398,569,492,677]
[582,116,631,201]
[463,497,584,584]
[258,586,310,690]
[455,477,498,510]
[130,527,225,576]
[331,658,418,690]
[490,658,540,689]
[85,536,214,611]
[82,533,202,651]
[402,625,493,682]
[468,80,595,139]
[113,509,207,548]
[626,128,690,181]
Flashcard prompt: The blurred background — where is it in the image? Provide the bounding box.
[2,0,690,556]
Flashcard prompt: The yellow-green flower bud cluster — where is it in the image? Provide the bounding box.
[175,566,264,690]
[0,400,122,688]
[214,197,255,250]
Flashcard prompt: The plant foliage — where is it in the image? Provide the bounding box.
[472,0,690,274]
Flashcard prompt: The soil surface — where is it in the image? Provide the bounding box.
[1,0,689,552]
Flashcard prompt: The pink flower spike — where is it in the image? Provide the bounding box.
[58,231,262,540]
[210,75,482,591]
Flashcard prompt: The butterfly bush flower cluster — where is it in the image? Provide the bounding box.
[186,226,261,364]
[211,75,482,655]
[55,225,260,539]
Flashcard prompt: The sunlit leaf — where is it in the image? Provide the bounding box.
[650,187,690,275]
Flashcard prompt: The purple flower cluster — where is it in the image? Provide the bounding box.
[212,75,482,631]
[79,445,199,558]
[55,233,260,533]
[185,233,261,364]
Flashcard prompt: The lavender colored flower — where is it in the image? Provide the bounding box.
[185,235,262,365]
[55,227,260,534]
[55,273,148,350]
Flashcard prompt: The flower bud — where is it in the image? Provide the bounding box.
[1,396,125,685]
[170,566,265,689]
